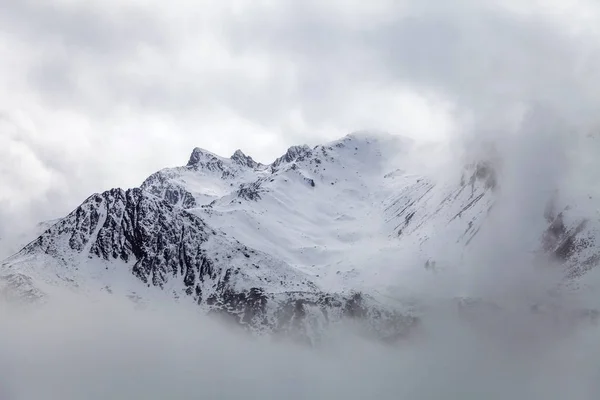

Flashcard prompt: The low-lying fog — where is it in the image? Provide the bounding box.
[1,286,600,400]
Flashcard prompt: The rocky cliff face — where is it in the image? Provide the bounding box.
[141,171,198,209]
[231,149,260,169]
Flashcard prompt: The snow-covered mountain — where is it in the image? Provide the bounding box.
[2,131,599,341]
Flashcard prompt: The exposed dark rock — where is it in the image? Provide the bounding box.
[465,160,498,192]
[542,212,592,263]
[405,211,415,226]
[474,161,497,190]
[231,149,260,169]
[186,148,234,179]
[187,147,219,168]
[272,145,313,169]
[141,172,197,209]
[237,180,264,201]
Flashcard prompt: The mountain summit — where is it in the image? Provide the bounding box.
[231,149,260,169]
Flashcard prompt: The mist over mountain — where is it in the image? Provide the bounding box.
[3,0,600,397]
[2,120,600,398]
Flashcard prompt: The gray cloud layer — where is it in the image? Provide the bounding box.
[3,284,600,399]
[2,0,600,247]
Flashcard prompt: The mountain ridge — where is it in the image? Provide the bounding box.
[2,131,599,343]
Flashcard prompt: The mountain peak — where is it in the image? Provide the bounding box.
[232,149,246,158]
[187,147,219,167]
[231,149,259,169]
[272,145,313,168]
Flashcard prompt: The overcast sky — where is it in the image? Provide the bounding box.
[2,0,600,238]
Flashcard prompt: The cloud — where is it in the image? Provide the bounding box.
[3,2,600,393]
[1,0,600,244]
[1,286,600,399]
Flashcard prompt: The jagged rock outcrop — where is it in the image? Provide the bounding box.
[541,208,599,279]
[272,145,313,170]
[237,180,265,201]
[186,147,237,180]
[141,171,197,209]
[231,149,260,169]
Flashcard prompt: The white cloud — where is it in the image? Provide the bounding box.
[2,289,600,399]
[1,0,600,242]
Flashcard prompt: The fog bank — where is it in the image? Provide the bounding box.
[1,286,599,400]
